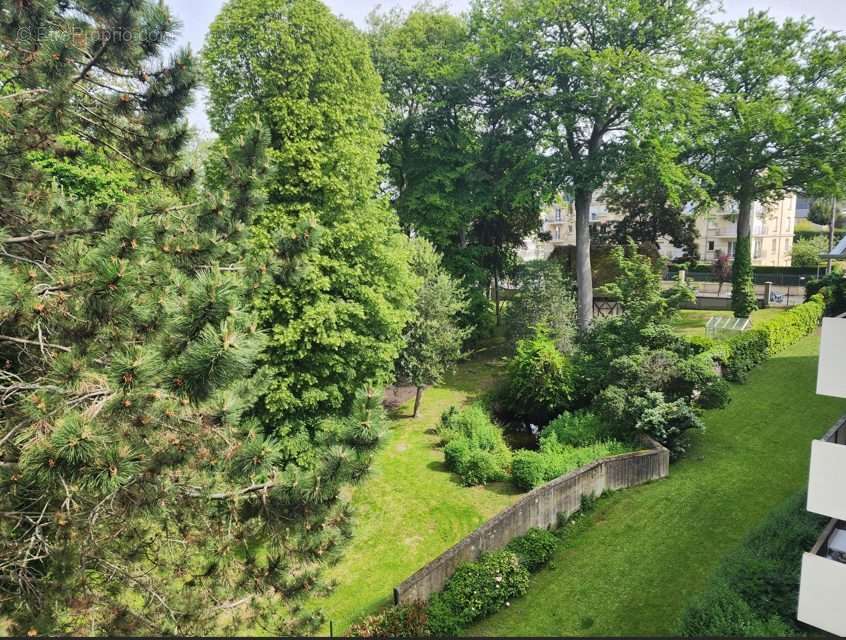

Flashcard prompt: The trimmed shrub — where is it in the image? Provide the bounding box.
[679,492,827,637]
[348,601,429,637]
[510,450,548,490]
[439,405,511,486]
[425,550,530,636]
[511,440,631,491]
[540,410,607,447]
[697,377,731,409]
[722,294,826,382]
[497,325,575,424]
[506,528,558,572]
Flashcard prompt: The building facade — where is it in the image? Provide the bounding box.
[520,193,797,267]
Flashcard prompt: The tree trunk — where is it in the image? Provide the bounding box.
[731,192,757,318]
[827,199,837,275]
[574,189,594,329]
[494,266,501,326]
[413,386,423,418]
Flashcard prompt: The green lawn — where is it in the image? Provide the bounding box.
[469,333,846,636]
[311,342,521,634]
[671,307,787,337]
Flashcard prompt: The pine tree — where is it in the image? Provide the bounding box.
[0,1,387,635]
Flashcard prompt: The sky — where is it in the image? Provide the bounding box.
[166,0,846,133]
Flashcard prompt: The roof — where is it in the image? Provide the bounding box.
[822,235,846,259]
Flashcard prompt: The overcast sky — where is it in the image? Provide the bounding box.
[167,0,846,133]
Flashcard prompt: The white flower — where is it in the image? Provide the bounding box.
[495,575,502,583]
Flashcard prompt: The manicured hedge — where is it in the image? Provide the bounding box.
[679,492,826,637]
[706,294,827,382]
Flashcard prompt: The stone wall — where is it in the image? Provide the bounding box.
[393,437,670,605]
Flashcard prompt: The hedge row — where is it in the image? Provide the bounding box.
[679,492,826,637]
[700,293,827,382]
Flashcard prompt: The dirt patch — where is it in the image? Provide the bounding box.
[383,385,418,409]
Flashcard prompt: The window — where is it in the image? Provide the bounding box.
[554,226,560,241]
[569,224,574,234]
[727,241,735,257]
[708,240,715,251]
[754,239,763,259]
[554,206,562,221]
[772,238,778,254]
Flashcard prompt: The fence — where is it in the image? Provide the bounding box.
[393,436,669,605]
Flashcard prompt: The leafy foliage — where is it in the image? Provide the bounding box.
[505,528,558,572]
[806,269,846,315]
[396,238,470,416]
[426,550,530,636]
[497,326,575,425]
[693,11,846,317]
[540,411,608,448]
[791,235,828,267]
[511,440,631,491]
[348,601,430,638]
[505,261,578,353]
[204,0,416,422]
[679,493,826,637]
[719,294,827,382]
[438,406,511,486]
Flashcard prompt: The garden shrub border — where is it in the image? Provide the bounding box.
[702,293,827,382]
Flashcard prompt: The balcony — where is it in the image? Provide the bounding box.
[798,519,846,636]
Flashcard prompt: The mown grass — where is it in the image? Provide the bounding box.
[468,333,846,636]
[310,341,521,634]
[671,307,787,337]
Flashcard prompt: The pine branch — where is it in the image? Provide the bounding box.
[182,480,277,500]
[3,228,97,245]
[0,335,70,352]
[0,89,48,102]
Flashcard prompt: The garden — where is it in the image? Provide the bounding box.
[308,248,843,637]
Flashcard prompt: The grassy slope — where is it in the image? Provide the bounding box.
[312,344,521,634]
[671,307,786,337]
[469,333,846,637]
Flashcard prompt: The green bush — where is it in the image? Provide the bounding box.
[679,492,827,637]
[540,411,606,447]
[505,528,558,572]
[457,448,510,486]
[348,601,429,637]
[425,550,530,635]
[439,405,511,486]
[598,387,704,457]
[497,325,574,424]
[722,294,826,382]
[806,269,846,315]
[510,450,548,490]
[511,440,631,491]
[697,377,731,409]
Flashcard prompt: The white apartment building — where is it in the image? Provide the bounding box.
[520,193,797,267]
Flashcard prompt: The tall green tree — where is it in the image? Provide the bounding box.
[368,6,545,329]
[203,0,416,423]
[396,239,470,417]
[476,0,705,329]
[694,12,846,316]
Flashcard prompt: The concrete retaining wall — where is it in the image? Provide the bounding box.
[393,436,670,605]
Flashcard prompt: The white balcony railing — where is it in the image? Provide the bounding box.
[798,519,846,636]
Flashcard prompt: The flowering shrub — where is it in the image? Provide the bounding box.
[425,550,529,636]
[348,601,429,637]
